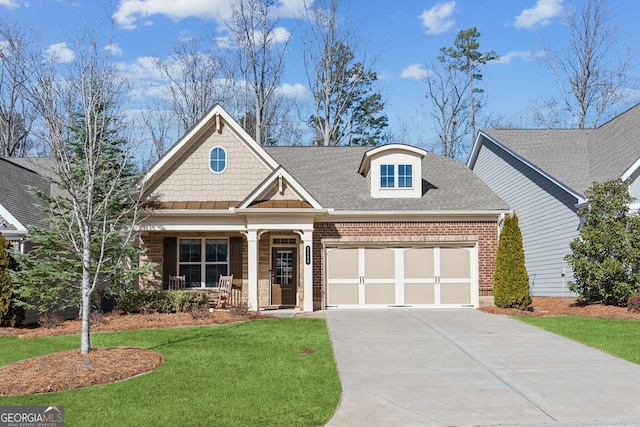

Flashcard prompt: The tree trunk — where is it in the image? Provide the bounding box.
[80,244,92,355]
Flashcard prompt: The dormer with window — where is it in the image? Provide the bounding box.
[358,144,427,198]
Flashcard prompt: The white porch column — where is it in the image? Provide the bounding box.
[301,230,314,312]
[247,229,259,311]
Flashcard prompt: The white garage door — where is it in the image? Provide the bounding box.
[326,246,477,308]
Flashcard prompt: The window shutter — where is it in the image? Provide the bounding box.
[163,237,177,290]
[229,236,243,280]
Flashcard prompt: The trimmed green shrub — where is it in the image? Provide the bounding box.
[566,179,640,305]
[0,234,24,327]
[494,212,531,309]
[116,290,208,314]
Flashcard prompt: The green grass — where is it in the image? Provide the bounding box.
[0,318,342,427]
[517,316,640,364]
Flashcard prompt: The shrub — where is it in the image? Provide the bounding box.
[0,235,24,327]
[627,294,640,313]
[566,179,640,305]
[229,301,249,317]
[38,313,65,329]
[116,290,208,314]
[494,212,531,309]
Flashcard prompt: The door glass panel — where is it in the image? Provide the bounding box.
[275,250,294,285]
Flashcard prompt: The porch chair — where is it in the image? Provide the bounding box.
[168,275,186,290]
[211,274,233,308]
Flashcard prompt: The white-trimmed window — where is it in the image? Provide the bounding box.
[178,238,228,288]
[380,164,412,189]
[209,146,227,173]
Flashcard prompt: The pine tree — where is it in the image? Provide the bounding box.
[0,234,24,326]
[494,213,531,309]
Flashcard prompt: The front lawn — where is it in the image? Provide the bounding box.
[0,318,342,427]
[517,316,640,364]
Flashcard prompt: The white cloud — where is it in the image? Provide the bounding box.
[400,64,430,80]
[113,0,306,29]
[46,42,75,63]
[514,0,563,29]
[419,1,456,35]
[495,50,544,64]
[277,83,308,100]
[0,0,19,9]
[104,43,124,56]
[113,0,233,29]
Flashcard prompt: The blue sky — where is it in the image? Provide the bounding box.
[2,0,639,152]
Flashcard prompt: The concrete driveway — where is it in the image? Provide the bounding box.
[324,309,640,426]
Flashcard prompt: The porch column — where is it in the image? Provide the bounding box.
[301,229,314,312]
[247,229,259,311]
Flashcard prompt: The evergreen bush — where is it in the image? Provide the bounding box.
[0,235,24,327]
[494,212,531,309]
[116,290,208,314]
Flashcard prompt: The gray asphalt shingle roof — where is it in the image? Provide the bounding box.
[0,157,50,229]
[481,104,640,196]
[265,146,509,211]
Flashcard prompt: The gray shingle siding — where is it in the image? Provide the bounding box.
[473,138,578,296]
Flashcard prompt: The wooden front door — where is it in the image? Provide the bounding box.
[271,247,297,306]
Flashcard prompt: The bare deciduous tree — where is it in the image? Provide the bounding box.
[424,61,472,160]
[0,20,40,157]
[153,36,228,136]
[24,30,145,355]
[223,0,291,145]
[540,0,635,128]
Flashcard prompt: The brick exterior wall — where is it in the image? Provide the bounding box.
[312,220,499,309]
[139,220,498,311]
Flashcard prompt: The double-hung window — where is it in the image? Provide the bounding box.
[380,164,413,189]
[178,238,228,288]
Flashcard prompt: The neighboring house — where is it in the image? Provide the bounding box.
[0,157,50,253]
[468,103,640,297]
[138,105,509,312]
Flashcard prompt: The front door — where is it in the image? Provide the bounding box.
[271,247,297,306]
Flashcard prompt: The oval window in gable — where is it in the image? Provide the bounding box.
[209,146,227,174]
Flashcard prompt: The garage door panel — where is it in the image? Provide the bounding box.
[440,248,471,279]
[327,283,359,305]
[327,248,359,279]
[364,283,395,304]
[326,245,476,308]
[404,248,434,279]
[441,282,472,305]
[404,282,435,304]
[364,248,395,279]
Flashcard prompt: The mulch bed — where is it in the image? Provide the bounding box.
[480,296,640,319]
[0,347,163,396]
[0,298,638,396]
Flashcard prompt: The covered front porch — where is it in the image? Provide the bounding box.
[136,211,317,312]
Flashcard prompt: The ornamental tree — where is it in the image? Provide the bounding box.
[494,212,531,309]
